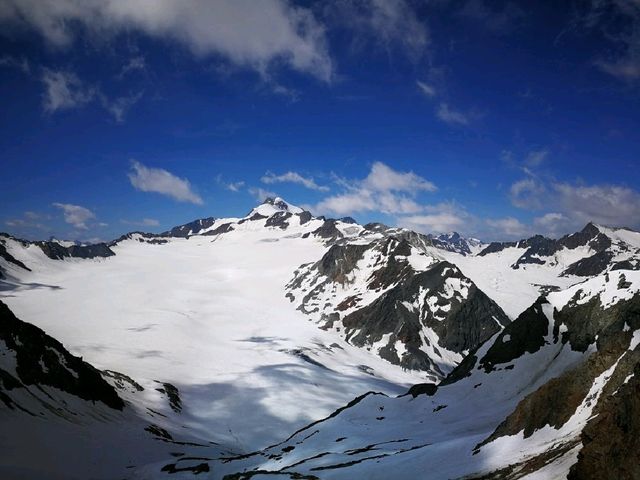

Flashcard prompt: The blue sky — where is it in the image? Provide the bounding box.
[1,0,639,242]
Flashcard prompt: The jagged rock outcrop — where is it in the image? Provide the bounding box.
[161,217,216,237]
[36,240,115,260]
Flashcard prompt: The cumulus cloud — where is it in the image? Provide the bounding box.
[41,69,95,113]
[533,212,571,238]
[554,182,640,228]
[261,171,329,191]
[0,0,333,82]
[128,160,203,205]
[398,202,470,234]
[314,162,436,216]
[52,202,96,230]
[507,177,640,234]
[436,103,470,125]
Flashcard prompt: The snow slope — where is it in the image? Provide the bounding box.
[0,210,425,456]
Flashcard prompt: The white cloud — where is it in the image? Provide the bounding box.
[436,103,470,125]
[364,161,437,193]
[533,212,571,238]
[314,162,436,216]
[416,80,436,97]
[40,68,142,120]
[554,182,640,228]
[0,54,30,73]
[261,171,329,191]
[327,0,429,60]
[215,175,245,192]
[118,55,146,78]
[128,160,203,205]
[248,187,277,202]
[226,181,245,192]
[41,69,95,113]
[509,178,545,209]
[0,0,333,82]
[101,91,143,122]
[52,202,95,230]
[486,216,529,238]
[399,210,465,234]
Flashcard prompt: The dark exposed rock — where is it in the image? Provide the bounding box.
[478,241,515,256]
[265,212,292,229]
[343,261,509,372]
[162,217,216,237]
[479,297,550,372]
[562,250,614,277]
[155,381,182,413]
[568,361,640,480]
[0,300,124,410]
[312,219,343,240]
[102,369,144,392]
[110,232,168,245]
[202,223,234,236]
[362,222,389,233]
[477,295,640,450]
[298,211,313,225]
[263,197,291,211]
[611,259,640,271]
[339,217,357,224]
[238,213,268,224]
[554,289,640,352]
[36,241,115,260]
[405,383,438,398]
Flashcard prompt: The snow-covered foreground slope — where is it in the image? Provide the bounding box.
[0,208,425,456]
[203,269,640,479]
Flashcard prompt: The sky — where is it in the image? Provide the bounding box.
[0,0,639,243]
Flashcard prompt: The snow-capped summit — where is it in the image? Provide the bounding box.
[249,196,304,217]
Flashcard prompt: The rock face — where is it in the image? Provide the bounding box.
[427,232,483,256]
[0,300,124,411]
[161,217,216,237]
[569,361,640,480]
[475,290,640,451]
[287,234,509,379]
[36,240,115,260]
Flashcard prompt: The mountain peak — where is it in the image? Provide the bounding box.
[251,196,304,217]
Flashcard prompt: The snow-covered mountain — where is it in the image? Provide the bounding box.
[0,197,639,479]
